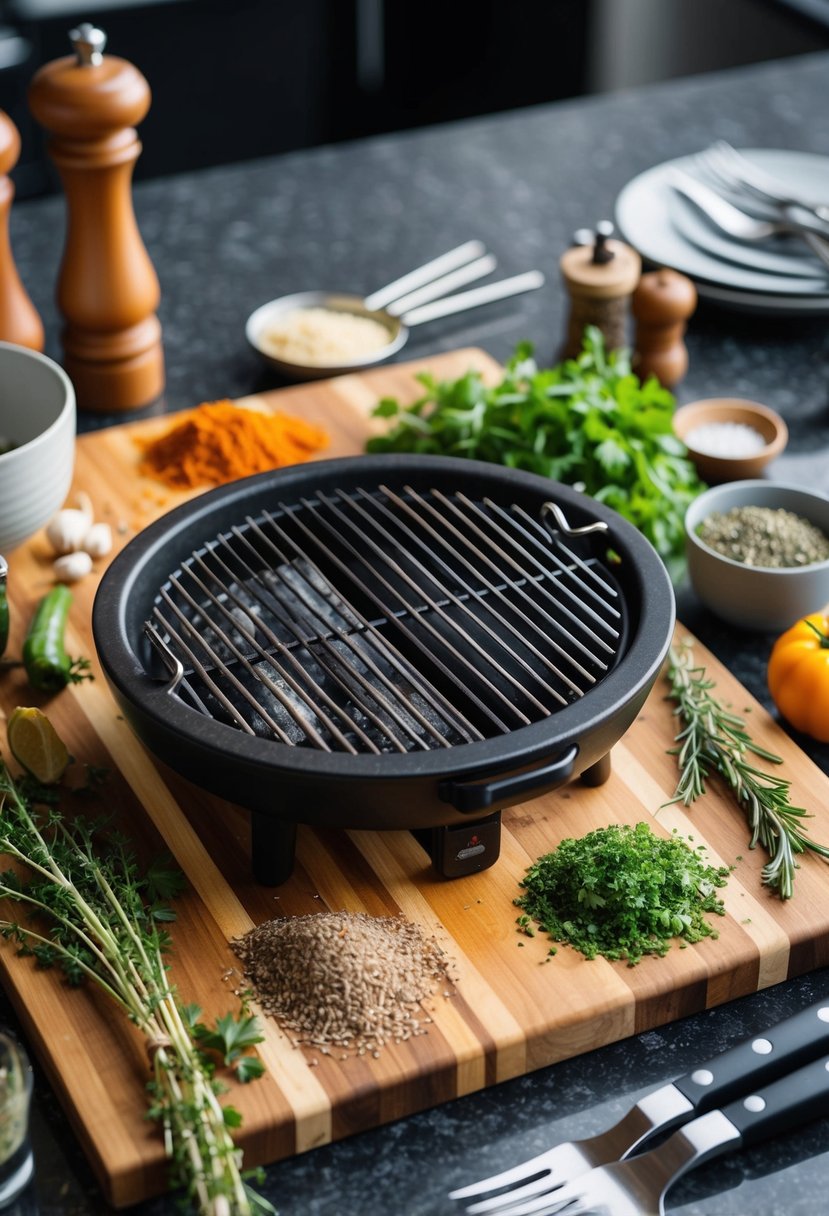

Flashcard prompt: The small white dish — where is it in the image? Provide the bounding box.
[0,342,76,554]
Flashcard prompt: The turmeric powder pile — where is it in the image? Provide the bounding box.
[138,400,328,490]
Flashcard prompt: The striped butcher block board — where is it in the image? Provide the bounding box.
[1,348,829,1207]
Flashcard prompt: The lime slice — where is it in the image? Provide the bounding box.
[7,707,70,784]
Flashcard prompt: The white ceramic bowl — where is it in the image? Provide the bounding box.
[685,480,829,632]
[0,342,76,554]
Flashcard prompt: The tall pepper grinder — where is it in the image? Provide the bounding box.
[0,111,44,351]
[559,222,641,360]
[28,24,164,412]
[632,268,697,388]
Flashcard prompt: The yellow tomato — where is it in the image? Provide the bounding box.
[767,613,829,743]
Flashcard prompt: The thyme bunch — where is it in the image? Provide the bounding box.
[0,763,272,1216]
[664,643,829,900]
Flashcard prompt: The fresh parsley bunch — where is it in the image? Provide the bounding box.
[368,328,706,581]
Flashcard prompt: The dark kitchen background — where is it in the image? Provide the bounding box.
[1,0,828,199]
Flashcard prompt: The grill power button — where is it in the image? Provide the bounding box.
[412,813,502,879]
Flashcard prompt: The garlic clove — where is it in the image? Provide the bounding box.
[53,551,93,583]
[45,491,96,555]
[75,491,94,522]
[83,522,113,559]
[46,510,90,555]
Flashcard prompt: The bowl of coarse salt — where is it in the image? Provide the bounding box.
[672,397,788,484]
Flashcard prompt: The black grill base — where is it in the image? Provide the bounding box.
[248,749,613,885]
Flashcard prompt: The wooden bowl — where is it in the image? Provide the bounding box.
[673,397,788,483]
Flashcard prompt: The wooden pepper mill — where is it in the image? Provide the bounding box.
[632,268,697,388]
[0,110,44,351]
[559,222,641,359]
[28,23,164,411]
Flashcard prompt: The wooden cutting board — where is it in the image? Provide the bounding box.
[3,348,829,1208]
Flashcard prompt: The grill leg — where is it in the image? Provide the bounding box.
[581,751,612,787]
[250,813,298,885]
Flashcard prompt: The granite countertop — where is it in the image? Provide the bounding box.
[6,49,829,1216]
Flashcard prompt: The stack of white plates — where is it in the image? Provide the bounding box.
[615,149,829,315]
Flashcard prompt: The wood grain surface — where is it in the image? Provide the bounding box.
[2,349,829,1207]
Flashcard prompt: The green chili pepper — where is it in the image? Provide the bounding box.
[0,556,8,659]
[22,585,93,692]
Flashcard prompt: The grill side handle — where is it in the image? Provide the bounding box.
[438,745,579,814]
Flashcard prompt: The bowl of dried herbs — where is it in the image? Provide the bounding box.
[685,480,829,631]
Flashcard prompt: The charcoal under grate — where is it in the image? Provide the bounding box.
[145,484,626,758]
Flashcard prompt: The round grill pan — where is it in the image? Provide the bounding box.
[92,454,675,882]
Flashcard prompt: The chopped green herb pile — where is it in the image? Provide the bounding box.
[0,762,272,1216]
[367,328,706,581]
[515,822,729,965]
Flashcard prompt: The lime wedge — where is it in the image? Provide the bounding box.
[7,707,70,784]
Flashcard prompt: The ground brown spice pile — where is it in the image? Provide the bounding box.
[232,911,456,1056]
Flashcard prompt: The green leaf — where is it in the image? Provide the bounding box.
[372,397,400,418]
[235,1056,266,1084]
[594,438,630,479]
[363,329,706,579]
[197,1012,265,1064]
[180,1003,203,1030]
[144,856,186,902]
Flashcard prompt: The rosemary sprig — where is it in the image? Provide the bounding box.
[664,642,829,900]
[0,762,274,1216]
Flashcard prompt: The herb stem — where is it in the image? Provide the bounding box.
[664,642,829,899]
[0,764,269,1216]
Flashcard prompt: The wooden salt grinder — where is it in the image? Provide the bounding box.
[559,222,641,360]
[0,111,44,351]
[632,268,697,388]
[28,24,164,411]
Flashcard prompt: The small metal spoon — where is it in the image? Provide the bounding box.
[245,243,545,381]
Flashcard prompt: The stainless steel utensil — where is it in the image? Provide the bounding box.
[667,168,829,272]
[245,242,545,380]
[450,995,829,1212]
[465,1051,829,1215]
[700,141,829,226]
[361,240,496,312]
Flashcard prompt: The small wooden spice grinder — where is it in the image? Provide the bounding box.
[0,110,44,351]
[559,222,641,359]
[28,24,164,412]
[632,268,697,388]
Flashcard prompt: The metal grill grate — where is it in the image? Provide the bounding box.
[145,485,625,754]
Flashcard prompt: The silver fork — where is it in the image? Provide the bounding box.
[699,140,829,226]
[455,1052,829,1216]
[667,168,829,271]
[449,995,829,1212]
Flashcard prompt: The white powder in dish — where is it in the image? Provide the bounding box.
[260,307,392,366]
[684,420,767,458]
